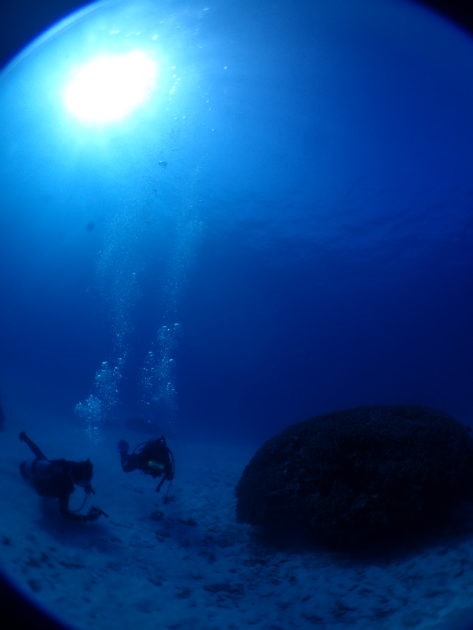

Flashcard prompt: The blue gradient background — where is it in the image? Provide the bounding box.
[0,0,472,445]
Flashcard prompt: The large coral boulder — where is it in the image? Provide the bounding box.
[236,406,473,547]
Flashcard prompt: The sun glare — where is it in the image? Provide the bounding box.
[63,50,158,124]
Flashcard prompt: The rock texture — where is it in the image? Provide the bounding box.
[236,406,473,547]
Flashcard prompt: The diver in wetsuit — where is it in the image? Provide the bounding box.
[118,436,175,496]
[19,432,107,522]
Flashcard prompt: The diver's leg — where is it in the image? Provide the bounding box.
[19,432,47,459]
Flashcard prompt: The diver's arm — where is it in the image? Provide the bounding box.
[120,452,141,472]
[118,440,136,472]
[58,494,84,520]
[58,494,102,522]
[118,441,145,472]
[19,432,47,459]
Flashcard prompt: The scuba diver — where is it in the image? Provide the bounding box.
[118,436,175,500]
[19,431,108,522]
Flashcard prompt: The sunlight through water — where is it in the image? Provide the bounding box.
[63,49,158,123]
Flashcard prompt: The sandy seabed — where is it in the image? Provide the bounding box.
[2,419,473,630]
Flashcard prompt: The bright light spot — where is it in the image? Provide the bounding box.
[64,50,158,124]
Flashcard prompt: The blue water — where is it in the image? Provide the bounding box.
[1,3,473,630]
[0,0,472,446]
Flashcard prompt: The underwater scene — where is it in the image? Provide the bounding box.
[1,0,473,629]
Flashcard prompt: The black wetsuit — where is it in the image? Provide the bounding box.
[19,432,102,522]
[119,437,174,492]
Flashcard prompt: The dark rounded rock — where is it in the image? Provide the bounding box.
[236,405,473,547]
